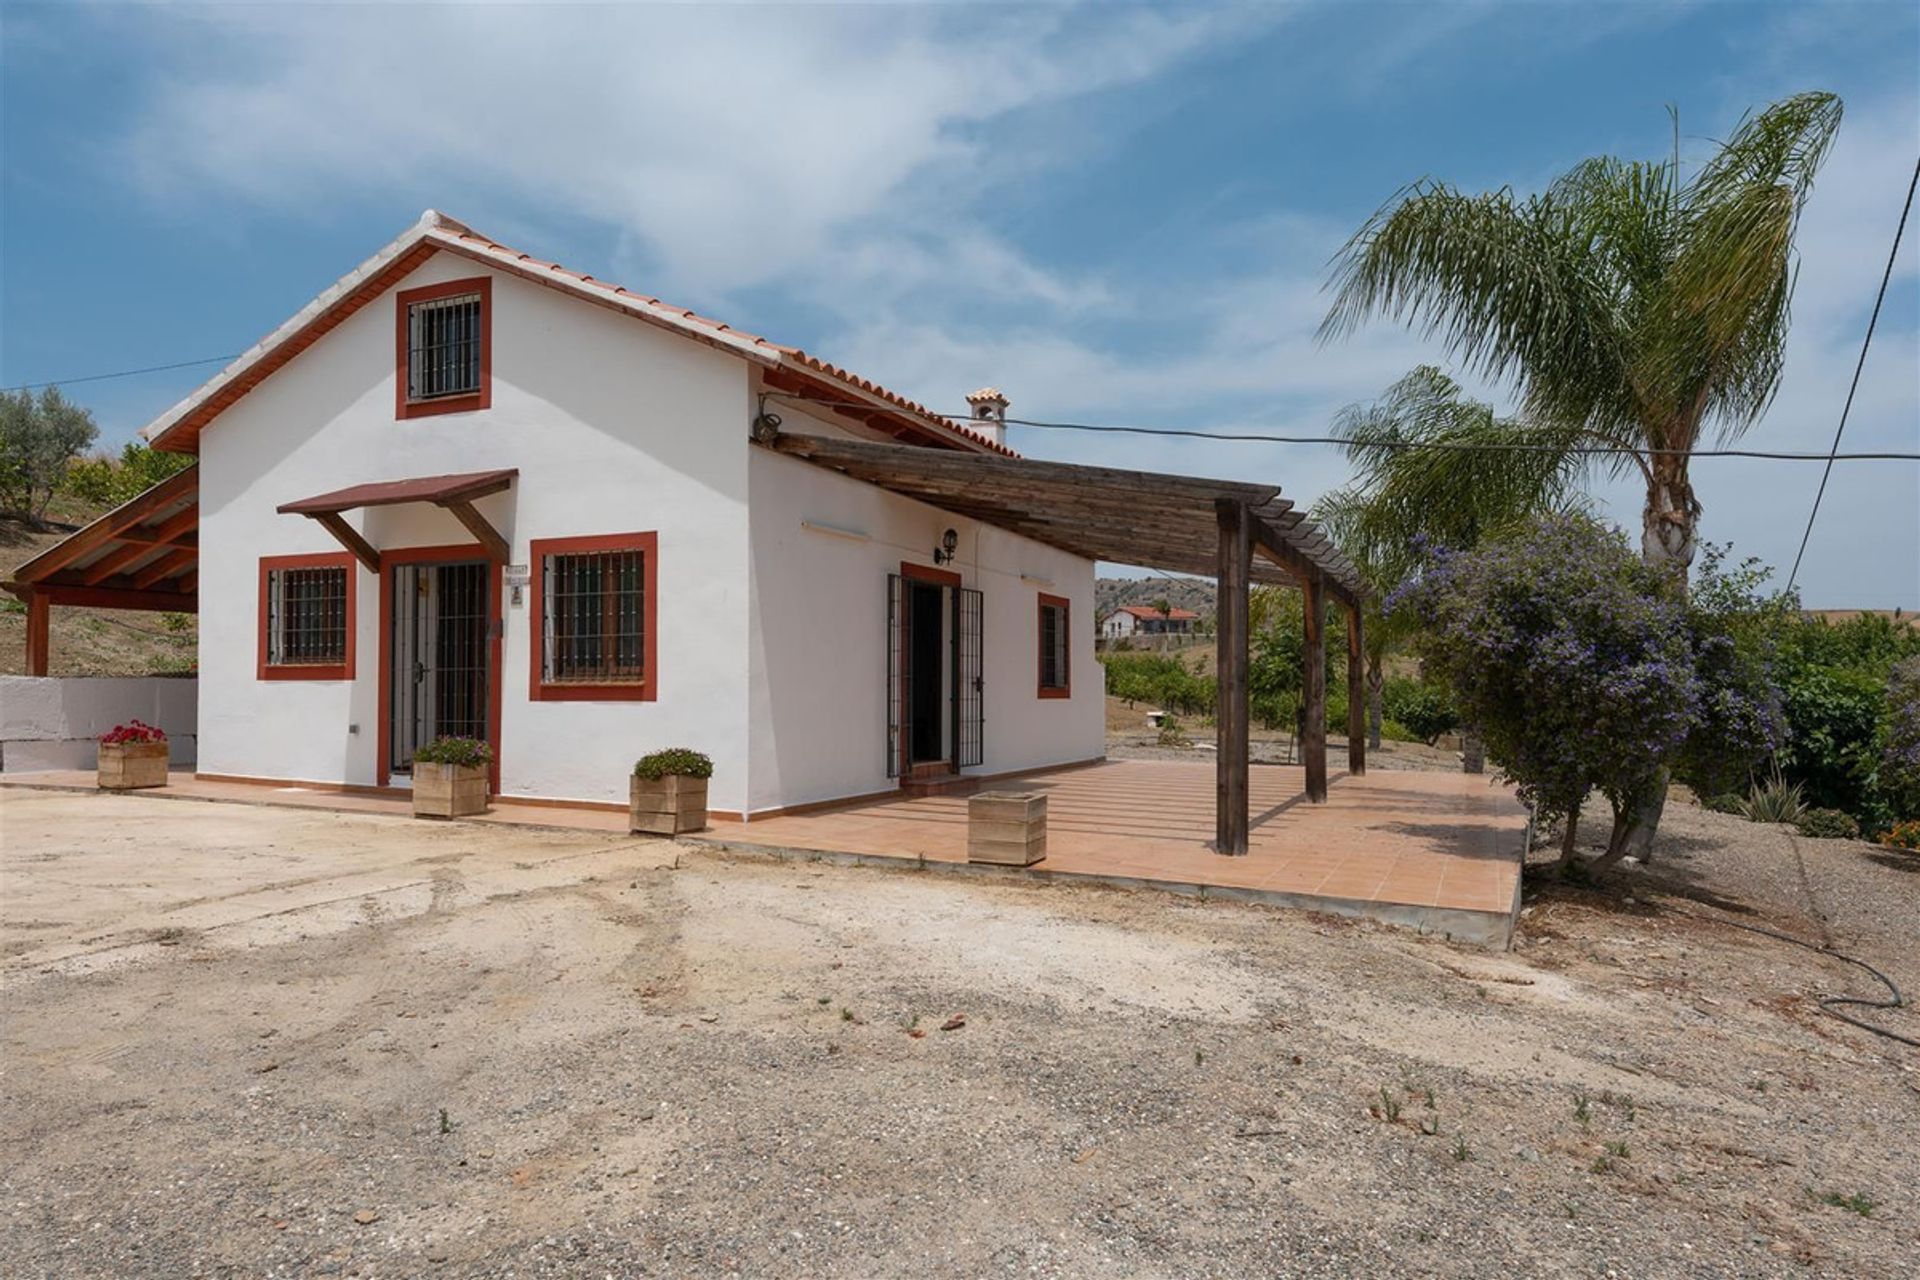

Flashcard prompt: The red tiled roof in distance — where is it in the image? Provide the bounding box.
[1117,604,1200,620]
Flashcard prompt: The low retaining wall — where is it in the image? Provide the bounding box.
[0,676,198,772]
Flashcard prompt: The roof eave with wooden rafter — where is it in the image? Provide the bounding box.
[4,465,200,612]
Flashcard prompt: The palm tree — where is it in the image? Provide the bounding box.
[1321,92,1841,577]
[1314,366,1584,761]
[1321,91,1840,844]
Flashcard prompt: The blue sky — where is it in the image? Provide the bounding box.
[4,1,1916,606]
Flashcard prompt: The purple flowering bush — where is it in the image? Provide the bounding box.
[1398,517,1795,870]
[1883,657,1920,822]
[1394,515,1698,868]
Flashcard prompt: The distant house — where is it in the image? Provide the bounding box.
[1101,604,1199,639]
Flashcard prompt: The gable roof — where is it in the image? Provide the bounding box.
[142,210,1012,458]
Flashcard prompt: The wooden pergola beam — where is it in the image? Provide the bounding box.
[308,512,381,574]
[1301,573,1328,803]
[24,588,49,677]
[1214,499,1251,855]
[1346,600,1367,777]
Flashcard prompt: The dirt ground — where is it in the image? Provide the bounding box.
[2,788,1916,1278]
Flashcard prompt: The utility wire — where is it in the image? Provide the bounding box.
[2,354,240,394]
[1786,153,1920,593]
[763,394,1920,462]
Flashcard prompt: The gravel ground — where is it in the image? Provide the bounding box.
[2,788,1916,1278]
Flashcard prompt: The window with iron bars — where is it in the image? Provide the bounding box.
[1038,595,1070,695]
[268,566,348,665]
[542,550,646,683]
[406,292,483,401]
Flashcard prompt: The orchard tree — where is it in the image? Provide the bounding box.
[0,386,98,521]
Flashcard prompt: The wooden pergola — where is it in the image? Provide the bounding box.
[3,465,199,675]
[763,432,1369,855]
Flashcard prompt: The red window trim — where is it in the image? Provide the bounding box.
[1037,591,1071,698]
[257,552,356,681]
[529,532,659,702]
[394,276,492,420]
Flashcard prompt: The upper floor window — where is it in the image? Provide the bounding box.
[1037,592,1070,698]
[259,553,355,680]
[529,533,658,701]
[395,277,492,419]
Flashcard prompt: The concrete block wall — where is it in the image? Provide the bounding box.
[0,676,198,772]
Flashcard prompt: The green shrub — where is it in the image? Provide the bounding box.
[1777,666,1885,814]
[1882,820,1920,853]
[413,736,494,767]
[1156,716,1190,747]
[1383,678,1459,745]
[1796,808,1860,840]
[1700,792,1745,815]
[61,442,192,508]
[634,747,713,780]
[1380,718,1417,744]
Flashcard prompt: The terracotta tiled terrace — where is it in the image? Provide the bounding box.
[0,759,1529,947]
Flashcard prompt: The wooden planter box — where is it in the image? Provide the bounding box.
[968,790,1048,866]
[98,740,169,790]
[630,774,708,835]
[413,762,489,818]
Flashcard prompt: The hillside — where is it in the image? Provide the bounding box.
[1,496,198,677]
[1095,575,1216,621]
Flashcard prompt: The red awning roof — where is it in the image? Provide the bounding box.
[276,469,517,516]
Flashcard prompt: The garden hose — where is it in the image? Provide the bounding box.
[1666,904,1918,1049]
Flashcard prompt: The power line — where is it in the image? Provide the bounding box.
[1786,153,1920,593]
[2,354,240,394]
[764,394,1920,462]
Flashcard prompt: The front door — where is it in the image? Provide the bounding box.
[887,569,983,778]
[388,560,492,775]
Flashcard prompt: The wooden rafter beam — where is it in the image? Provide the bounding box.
[131,548,196,590]
[11,465,198,585]
[438,499,509,563]
[308,512,381,574]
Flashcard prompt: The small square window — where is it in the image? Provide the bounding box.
[395,278,491,418]
[1038,593,1070,698]
[259,554,355,680]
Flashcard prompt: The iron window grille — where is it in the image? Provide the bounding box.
[406,292,483,401]
[267,566,349,665]
[1039,597,1070,694]
[541,550,646,683]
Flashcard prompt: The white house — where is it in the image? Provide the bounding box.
[105,211,1105,819]
[1100,604,1201,640]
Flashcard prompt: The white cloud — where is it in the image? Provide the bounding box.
[119,3,1259,301]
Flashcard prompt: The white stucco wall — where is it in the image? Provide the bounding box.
[194,251,754,810]
[0,675,198,771]
[746,407,1103,813]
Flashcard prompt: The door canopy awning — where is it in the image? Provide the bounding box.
[277,468,516,569]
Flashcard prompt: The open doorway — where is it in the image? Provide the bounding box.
[887,565,982,778]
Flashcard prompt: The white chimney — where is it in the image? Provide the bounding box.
[965,387,1009,449]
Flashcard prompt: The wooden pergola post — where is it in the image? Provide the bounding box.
[24,588,50,677]
[1346,600,1366,777]
[1302,573,1327,803]
[1214,499,1251,854]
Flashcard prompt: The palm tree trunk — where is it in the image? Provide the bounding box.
[1623,450,1701,859]
[1367,659,1384,751]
